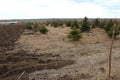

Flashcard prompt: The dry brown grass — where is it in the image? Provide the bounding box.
[1,26,120,80]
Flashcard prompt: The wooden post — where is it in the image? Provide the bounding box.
[17,71,26,80]
[108,24,116,80]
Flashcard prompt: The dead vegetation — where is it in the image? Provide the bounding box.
[0,22,120,80]
[0,51,75,80]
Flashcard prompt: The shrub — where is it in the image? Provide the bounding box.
[68,28,82,41]
[33,23,39,32]
[104,19,114,32]
[108,24,120,38]
[66,20,80,29]
[71,20,80,29]
[51,21,63,27]
[39,26,48,34]
[92,18,100,28]
[80,16,90,32]
[99,20,107,29]
[66,21,72,27]
[45,21,50,26]
[26,22,33,30]
[95,18,100,26]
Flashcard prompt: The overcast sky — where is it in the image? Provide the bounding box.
[0,0,120,19]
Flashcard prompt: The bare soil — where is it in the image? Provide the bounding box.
[1,26,120,80]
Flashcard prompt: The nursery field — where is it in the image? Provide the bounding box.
[0,20,120,80]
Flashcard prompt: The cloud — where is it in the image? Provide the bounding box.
[0,0,120,19]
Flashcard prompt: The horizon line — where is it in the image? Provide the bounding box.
[0,17,120,20]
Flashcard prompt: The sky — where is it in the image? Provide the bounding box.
[0,0,120,19]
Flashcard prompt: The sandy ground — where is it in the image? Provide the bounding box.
[16,27,120,80]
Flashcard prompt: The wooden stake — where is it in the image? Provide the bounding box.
[108,24,116,80]
[17,71,26,80]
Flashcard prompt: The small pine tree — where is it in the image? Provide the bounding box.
[26,22,33,30]
[71,20,80,29]
[51,21,58,27]
[33,23,39,32]
[51,20,63,27]
[104,19,114,32]
[108,24,120,38]
[66,21,72,27]
[92,18,100,27]
[95,18,100,26]
[68,28,82,41]
[39,26,48,34]
[99,20,106,29]
[80,16,90,32]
